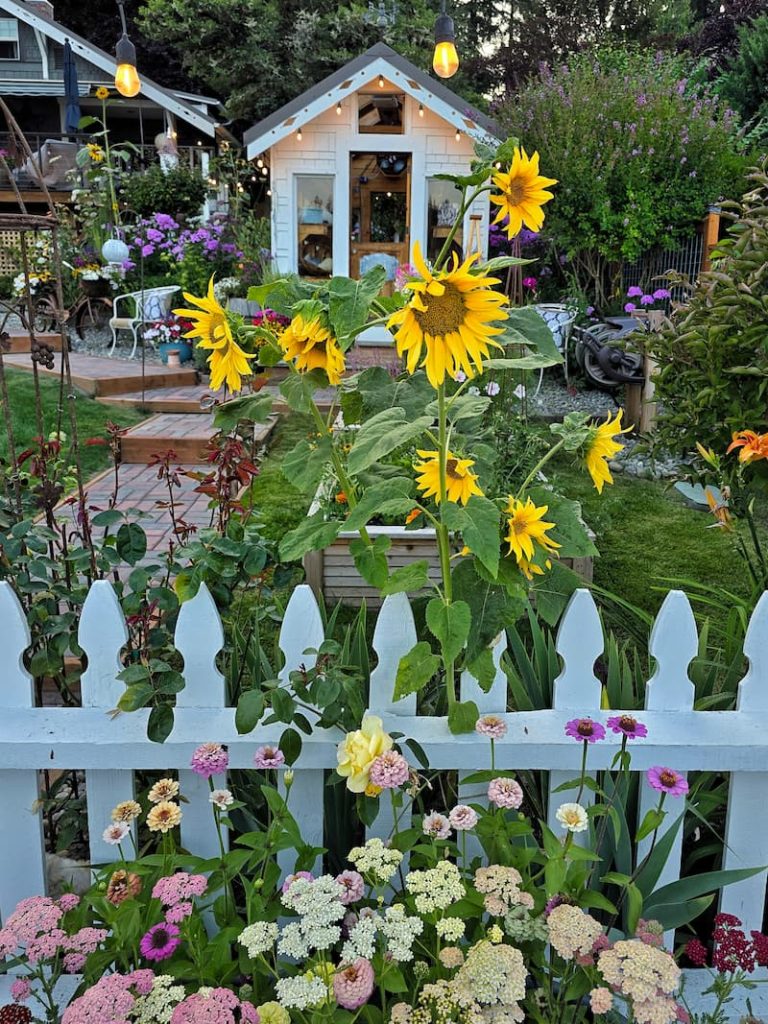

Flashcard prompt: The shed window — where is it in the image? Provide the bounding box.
[358,92,404,133]
[0,20,20,60]
[297,175,333,278]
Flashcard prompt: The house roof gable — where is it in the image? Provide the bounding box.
[244,42,500,157]
[0,0,220,137]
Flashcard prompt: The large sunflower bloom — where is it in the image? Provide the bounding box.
[585,411,631,493]
[414,449,483,506]
[504,496,560,569]
[175,279,255,392]
[387,241,508,389]
[490,147,557,239]
[279,314,345,386]
[727,430,768,464]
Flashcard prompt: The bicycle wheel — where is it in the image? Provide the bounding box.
[75,298,112,335]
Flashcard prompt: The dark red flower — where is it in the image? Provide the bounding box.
[685,938,708,966]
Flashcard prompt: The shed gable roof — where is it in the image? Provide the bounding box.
[244,43,499,158]
[0,0,221,137]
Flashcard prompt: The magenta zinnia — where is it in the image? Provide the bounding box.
[606,715,648,739]
[564,717,606,743]
[646,766,688,797]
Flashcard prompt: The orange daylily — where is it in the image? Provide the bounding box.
[727,430,768,464]
[705,487,732,531]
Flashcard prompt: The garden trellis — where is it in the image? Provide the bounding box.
[2,579,768,951]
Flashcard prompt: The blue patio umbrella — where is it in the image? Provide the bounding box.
[63,40,81,135]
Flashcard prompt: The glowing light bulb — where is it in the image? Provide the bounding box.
[378,74,385,88]
[433,39,459,79]
[336,102,342,115]
[115,62,141,98]
[418,103,424,117]
[297,128,302,141]
[257,157,264,168]
[455,129,460,141]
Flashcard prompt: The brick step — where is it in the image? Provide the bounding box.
[120,412,279,464]
[102,385,339,415]
[3,331,65,353]
[3,352,198,396]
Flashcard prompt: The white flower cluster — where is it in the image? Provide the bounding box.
[342,914,378,962]
[436,916,465,942]
[238,921,279,958]
[380,904,424,961]
[278,875,345,958]
[406,861,465,913]
[455,941,527,1012]
[132,975,186,1024]
[348,838,403,883]
[275,975,328,1010]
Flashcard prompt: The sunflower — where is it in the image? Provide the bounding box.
[727,429,768,464]
[387,241,508,389]
[504,496,560,571]
[584,411,631,493]
[279,314,345,385]
[490,147,557,239]
[174,278,255,392]
[414,449,483,505]
[95,86,110,101]
[87,143,105,163]
[518,557,552,582]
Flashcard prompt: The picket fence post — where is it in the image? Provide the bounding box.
[547,589,604,833]
[79,581,135,870]
[720,592,768,933]
[0,582,45,921]
[367,592,418,842]
[175,583,228,860]
[277,585,325,876]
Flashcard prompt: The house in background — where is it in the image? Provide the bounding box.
[244,43,500,342]
[0,0,226,205]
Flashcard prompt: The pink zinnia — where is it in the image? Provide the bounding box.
[333,957,375,1010]
[488,777,523,809]
[336,870,365,905]
[647,766,688,797]
[139,922,181,962]
[475,715,508,740]
[368,751,409,789]
[281,870,313,894]
[564,718,606,743]
[606,715,648,739]
[189,742,228,779]
[448,804,478,831]
[253,745,285,769]
[422,811,451,839]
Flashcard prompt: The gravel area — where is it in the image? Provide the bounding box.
[69,325,166,365]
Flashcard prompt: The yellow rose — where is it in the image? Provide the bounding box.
[337,714,393,793]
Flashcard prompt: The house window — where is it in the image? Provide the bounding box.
[296,175,333,278]
[0,19,20,60]
[427,178,463,262]
[358,92,404,134]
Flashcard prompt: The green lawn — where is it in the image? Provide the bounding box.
[249,413,314,543]
[0,368,145,481]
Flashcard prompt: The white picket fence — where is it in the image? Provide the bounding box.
[2,579,768,968]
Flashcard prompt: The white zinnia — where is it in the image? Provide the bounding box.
[102,822,130,845]
[555,802,589,834]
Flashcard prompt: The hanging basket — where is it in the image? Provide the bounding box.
[80,278,111,298]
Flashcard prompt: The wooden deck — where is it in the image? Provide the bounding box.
[3,351,197,397]
[2,331,64,353]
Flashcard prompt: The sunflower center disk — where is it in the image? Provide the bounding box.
[446,458,462,480]
[506,180,527,205]
[413,283,467,337]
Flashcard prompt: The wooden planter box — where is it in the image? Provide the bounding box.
[302,490,594,607]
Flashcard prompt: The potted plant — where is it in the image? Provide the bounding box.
[143,315,194,363]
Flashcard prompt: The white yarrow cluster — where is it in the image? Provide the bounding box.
[405,861,465,913]
[379,903,424,961]
[132,975,186,1024]
[278,875,345,957]
[275,975,328,1010]
[436,916,465,942]
[348,838,403,883]
[239,921,279,957]
[342,914,378,962]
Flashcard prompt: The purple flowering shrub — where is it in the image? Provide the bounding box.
[496,48,746,303]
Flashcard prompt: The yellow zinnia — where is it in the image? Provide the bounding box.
[175,278,255,392]
[336,714,393,793]
[490,147,557,239]
[279,314,345,386]
[387,241,508,389]
[585,410,631,493]
[504,496,560,572]
[414,449,483,505]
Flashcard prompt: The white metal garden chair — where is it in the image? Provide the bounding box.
[108,285,180,359]
[532,302,577,395]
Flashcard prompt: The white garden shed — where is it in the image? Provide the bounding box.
[244,43,500,323]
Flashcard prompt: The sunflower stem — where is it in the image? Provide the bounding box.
[433,187,468,272]
[515,437,566,498]
[436,384,456,709]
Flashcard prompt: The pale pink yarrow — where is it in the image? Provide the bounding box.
[103,822,130,845]
[448,804,478,831]
[63,952,87,973]
[253,744,285,769]
[334,957,375,1010]
[11,977,31,1002]
[488,777,524,809]
[368,751,409,789]
[68,927,108,955]
[59,894,80,912]
[165,901,194,924]
[336,870,365,905]
[475,715,508,740]
[423,811,451,839]
[171,987,259,1024]
[152,872,208,907]
[4,896,63,943]
[590,988,614,1015]
[61,969,155,1024]
[189,742,229,779]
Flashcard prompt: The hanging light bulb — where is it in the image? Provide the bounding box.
[418,103,424,117]
[378,74,385,88]
[267,188,272,196]
[114,0,141,97]
[432,0,459,79]
[336,102,342,115]
[455,128,461,142]
[257,157,264,168]
[297,128,302,141]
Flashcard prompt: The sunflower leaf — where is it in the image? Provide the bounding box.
[442,496,501,577]
[350,535,391,588]
[279,512,341,561]
[426,598,471,663]
[328,267,388,348]
[347,408,433,475]
[527,488,597,559]
[448,699,480,734]
[484,355,560,371]
[393,642,440,702]
[343,478,415,531]
[213,393,273,432]
[380,560,431,596]
[281,436,333,493]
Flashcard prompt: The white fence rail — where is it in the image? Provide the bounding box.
[1,579,768,947]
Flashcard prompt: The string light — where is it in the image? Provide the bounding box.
[433,0,459,79]
[257,157,264,168]
[378,74,385,88]
[418,103,424,117]
[455,128,461,141]
[336,102,342,115]
[297,128,302,141]
[267,188,272,196]
[114,0,141,97]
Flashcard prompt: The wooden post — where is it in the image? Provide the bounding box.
[701,207,720,274]
[303,548,324,600]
